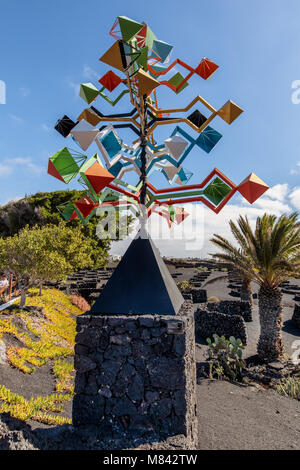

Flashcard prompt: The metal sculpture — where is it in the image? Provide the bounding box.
[47,16,269,315]
[48,16,268,228]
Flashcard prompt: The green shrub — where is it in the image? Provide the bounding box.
[206,334,246,381]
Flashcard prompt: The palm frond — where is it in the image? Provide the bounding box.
[210,211,300,288]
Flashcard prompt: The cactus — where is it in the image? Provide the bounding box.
[207,334,246,381]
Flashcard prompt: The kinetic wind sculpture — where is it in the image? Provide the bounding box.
[48,16,269,315]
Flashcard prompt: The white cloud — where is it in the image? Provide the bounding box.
[248,196,291,214]
[66,66,99,100]
[110,202,267,258]
[0,163,12,177]
[9,114,24,124]
[110,182,297,258]
[67,79,80,99]
[9,157,43,174]
[289,187,300,210]
[82,65,99,80]
[194,200,288,258]
[0,157,43,177]
[19,87,31,97]
[290,161,300,175]
[263,183,289,201]
[41,123,51,132]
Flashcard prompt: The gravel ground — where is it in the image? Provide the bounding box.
[1,379,299,450]
[197,379,300,450]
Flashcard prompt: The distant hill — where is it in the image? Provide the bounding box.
[0,190,85,237]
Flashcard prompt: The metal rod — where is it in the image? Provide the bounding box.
[140,94,148,227]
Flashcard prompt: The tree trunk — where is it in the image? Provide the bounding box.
[9,275,12,300]
[39,284,43,296]
[240,279,253,305]
[19,287,27,308]
[257,285,283,361]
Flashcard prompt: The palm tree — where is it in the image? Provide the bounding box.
[210,212,300,362]
[228,268,253,304]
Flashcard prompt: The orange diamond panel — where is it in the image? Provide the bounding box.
[195,58,219,80]
[99,70,122,92]
[237,173,269,204]
[75,196,98,218]
[85,161,115,194]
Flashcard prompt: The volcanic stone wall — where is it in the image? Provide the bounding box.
[292,304,300,329]
[207,300,252,322]
[45,268,114,303]
[182,289,207,303]
[72,300,197,448]
[195,307,247,345]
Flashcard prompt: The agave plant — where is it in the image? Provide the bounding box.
[210,212,300,362]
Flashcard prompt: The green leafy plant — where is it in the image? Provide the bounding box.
[53,359,74,393]
[0,385,72,425]
[0,190,133,270]
[207,334,246,381]
[0,223,94,306]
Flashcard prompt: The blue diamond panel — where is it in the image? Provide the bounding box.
[197,126,222,153]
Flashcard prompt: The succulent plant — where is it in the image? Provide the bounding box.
[207,334,246,381]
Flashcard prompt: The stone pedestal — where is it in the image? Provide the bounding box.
[72,300,197,448]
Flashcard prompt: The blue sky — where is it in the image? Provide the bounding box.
[1,0,300,256]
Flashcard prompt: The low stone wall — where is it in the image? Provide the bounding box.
[207,300,252,322]
[195,308,247,345]
[292,304,300,329]
[72,301,197,448]
[46,268,112,304]
[182,289,207,303]
[229,290,241,298]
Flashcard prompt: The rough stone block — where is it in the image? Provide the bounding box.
[72,394,104,426]
[72,303,197,448]
[127,373,144,403]
[104,344,132,360]
[292,304,300,329]
[96,359,121,386]
[207,300,252,322]
[75,328,99,348]
[138,317,154,328]
[113,396,137,416]
[195,308,247,345]
[74,354,97,373]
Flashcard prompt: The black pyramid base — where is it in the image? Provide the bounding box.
[90,229,184,315]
